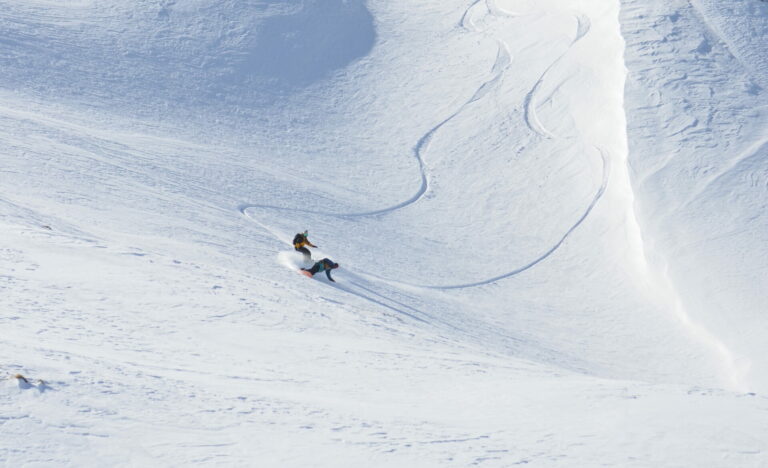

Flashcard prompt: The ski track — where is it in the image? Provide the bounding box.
[336,274,548,361]
[335,0,511,218]
[240,0,512,220]
[292,263,532,351]
[240,2,607,291]
[524,13,591,140]
[329,281,426,325]
[360,147,610,290]
[459,0,485,32]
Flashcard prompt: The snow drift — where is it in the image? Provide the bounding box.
[1,0,767,466]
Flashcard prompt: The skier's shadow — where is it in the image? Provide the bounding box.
[326,279,428,324]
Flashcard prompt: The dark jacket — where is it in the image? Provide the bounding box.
[309,258,338,281]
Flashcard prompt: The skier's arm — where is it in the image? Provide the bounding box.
[308,241,317,248]
[325,269,335,282]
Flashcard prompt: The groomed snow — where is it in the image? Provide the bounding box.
[1,0,767,466]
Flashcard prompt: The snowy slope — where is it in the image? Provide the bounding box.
[2,0,767,466]
[621,0,768,392]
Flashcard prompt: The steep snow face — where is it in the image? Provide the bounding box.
[0,0,374,114]
[620,0,768,392]
[3,0,768,466]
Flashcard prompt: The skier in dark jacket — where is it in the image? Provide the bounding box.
[301,258,339,282]
[293,230,317,262]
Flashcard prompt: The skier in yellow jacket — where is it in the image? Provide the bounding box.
[293,230,317,262]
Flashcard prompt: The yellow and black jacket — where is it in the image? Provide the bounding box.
[293,233,316,249]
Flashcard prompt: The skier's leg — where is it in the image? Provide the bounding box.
[296,246,312,262]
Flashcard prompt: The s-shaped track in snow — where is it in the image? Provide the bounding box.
[240,0,609,290]
[523,13,591,139]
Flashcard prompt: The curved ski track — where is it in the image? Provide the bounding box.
[524,14,591,139]
[241,1,608,290]
[362,147,610,290]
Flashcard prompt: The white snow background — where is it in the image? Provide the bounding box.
[1,0,767,466]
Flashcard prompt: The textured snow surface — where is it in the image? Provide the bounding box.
[1,0,767,466]
[621,0,768,392]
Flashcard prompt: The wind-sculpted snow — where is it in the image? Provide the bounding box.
[3,0,768,465]
[621,0,768,392]
[690,0,768,89]
[0,0,374,115]
[232,0,375,88]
